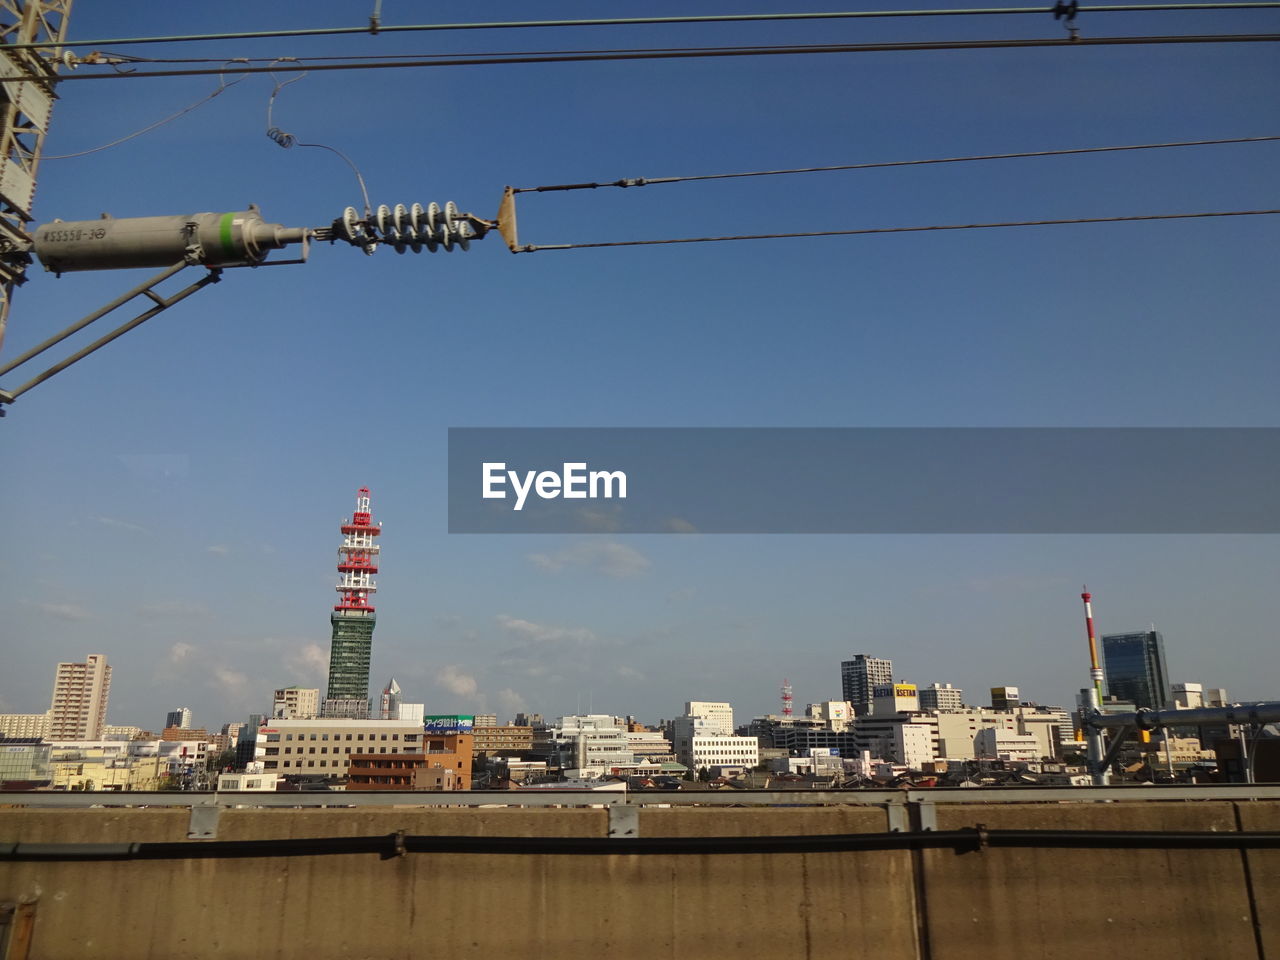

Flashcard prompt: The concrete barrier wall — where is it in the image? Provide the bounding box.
[1,800,1275,960]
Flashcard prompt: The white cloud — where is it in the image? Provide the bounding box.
[436,664,478,697]
[93,515,148,534]
[496,687,526,718]
[494,614,617,681]
[617,665,646,682]
[283,643,330,684]
[168,641,196,664]
[527,541,650,578]
[664,516,699,533]
[212,666,249,694]
[496,615,601,648]
[32,601,92,621]
[206,544,230,556]
[138,600,210,620]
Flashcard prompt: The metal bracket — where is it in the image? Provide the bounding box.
[913,799,937,832]
[608,804,639,839]
[886,800,910,833]
[187,802,220,840]
[0,262,222,407]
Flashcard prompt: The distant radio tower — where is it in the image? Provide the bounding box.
[323,487,382,714]
[1080,586,1105,703]
[781,678,793,718]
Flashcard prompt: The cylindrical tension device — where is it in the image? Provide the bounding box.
[33,207,310,274]
[27,201,492,275]
[1088,702,1280,731]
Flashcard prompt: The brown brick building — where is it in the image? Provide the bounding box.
[347,733,473,790]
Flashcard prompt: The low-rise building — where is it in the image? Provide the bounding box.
[348,734,473,790]
[679,734,759,772]
[255,717,424,778]
[0,737,52,787]
[974,727,1040,763]
[472,725,533,757]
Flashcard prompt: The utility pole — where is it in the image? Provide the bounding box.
[0,0,74,353]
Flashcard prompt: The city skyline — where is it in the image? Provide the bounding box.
[0,614,1238,734]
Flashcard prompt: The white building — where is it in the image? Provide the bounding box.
[1173,683,1205,710]
[272,687,320,720]
[546,715,633,777]
[626,730,673,761]
[975,728,1040,763]
[0,713,50,739]
[680,734,759,773]
[855,714,939,769]
[804,701,853,731]
[217,762,280,792]
[255,717,424,777]
[49,654,111,740]
[103,724,142,741]
[683,701,734,735]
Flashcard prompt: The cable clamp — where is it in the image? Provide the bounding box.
[1052,1,1081,40]
[973,822,990,850]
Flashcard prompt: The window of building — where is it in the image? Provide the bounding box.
[321,734,329,741]
[307,760,314,767]
[345,734,352,741]
[310,734,317,741]
[308,747,315,754]
[265,733,280,742]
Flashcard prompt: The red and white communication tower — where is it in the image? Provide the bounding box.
[335,487,381,614]
[781,678,794,718]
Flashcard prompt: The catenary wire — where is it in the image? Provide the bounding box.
[511,210,1280,253]
[5,5,1280,51]
[26,35,1280,83]
[41,61,251,159]
[264,64,373,215]
[511,136,1280,193]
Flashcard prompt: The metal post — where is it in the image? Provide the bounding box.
[1086,687,1110,786]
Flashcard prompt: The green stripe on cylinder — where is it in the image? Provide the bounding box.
[219,212,236,258]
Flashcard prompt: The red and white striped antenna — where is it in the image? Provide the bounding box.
[335,486,381,614]
[781,678,793,718]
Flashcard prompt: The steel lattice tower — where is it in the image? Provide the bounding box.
[0,0,74,353]
[325,487,381,707]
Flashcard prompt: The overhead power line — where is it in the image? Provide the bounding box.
[5,4,1280,51]
[512,136,1280,193]
[511,210,1280,253]
[26,34,1280,82]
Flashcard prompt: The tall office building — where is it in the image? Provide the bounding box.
[324,488,381,715]
[1102,630,1171,711]
[48,654,111,740]
[841,655,893,716]
[919,683,964,711]
[165,707,193,730]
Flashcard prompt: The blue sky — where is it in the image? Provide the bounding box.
[2,2,1278,730]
